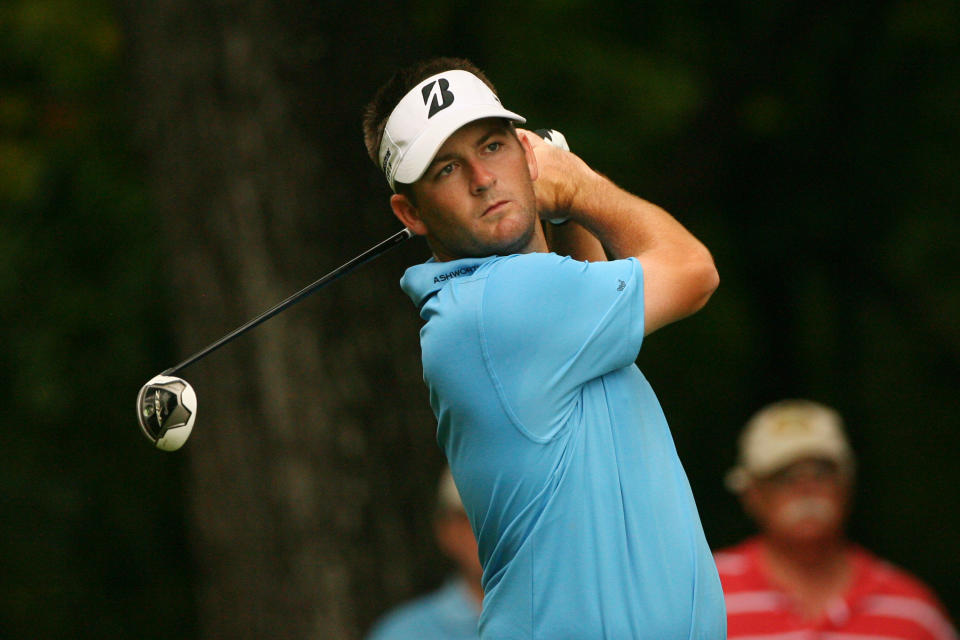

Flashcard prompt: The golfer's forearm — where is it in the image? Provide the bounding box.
[564,172,686,260]
[568,171,719,329]
[535,144,717,320]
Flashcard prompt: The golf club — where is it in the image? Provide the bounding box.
[137,227,413,450]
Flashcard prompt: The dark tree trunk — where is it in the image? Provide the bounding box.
[121,2,445,637]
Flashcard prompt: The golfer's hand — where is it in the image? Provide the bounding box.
[518,128,593,220]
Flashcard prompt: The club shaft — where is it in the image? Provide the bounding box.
[162,227,413,376]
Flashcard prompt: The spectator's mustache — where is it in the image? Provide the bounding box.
[779,497,838,525]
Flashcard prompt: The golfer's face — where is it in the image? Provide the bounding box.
[409,119,542,261]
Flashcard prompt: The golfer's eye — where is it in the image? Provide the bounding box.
[485,141,502,153]
[438,163,456,177]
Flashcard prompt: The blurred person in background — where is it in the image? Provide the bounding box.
[715,399,957,640]
[366,467,481,639]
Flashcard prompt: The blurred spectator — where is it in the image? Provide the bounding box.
[366,468,481,640]
[715,399,957,639]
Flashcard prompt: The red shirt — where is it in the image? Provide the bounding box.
[715,537,957,640]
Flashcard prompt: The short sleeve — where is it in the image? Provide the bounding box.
[478,253,645,440]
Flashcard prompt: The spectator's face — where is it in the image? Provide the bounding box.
[434,509,482,583]
[743,457,851,545]
[390,118,543,261]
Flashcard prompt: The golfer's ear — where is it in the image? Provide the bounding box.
[517,129,539,182]
[390,193,427,236]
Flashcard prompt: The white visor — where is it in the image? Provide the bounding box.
[378,69,526,191]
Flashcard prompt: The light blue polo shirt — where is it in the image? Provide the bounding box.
[366,577,479,640]
[401,252,725,639]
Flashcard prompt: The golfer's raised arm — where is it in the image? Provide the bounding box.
[530,136,719,336]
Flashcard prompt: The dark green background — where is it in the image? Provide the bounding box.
[2,0,956,636]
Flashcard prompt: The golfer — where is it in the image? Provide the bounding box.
[363,57,725,639]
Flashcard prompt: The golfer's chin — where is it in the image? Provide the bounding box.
[483,212,541,256]
[431,212,541,260]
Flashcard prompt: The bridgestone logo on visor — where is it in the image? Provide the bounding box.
[422,78,455,118]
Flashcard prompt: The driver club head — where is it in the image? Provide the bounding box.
[137,374,197,452]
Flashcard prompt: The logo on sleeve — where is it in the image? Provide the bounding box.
[434,264,479,283]
[617,279,626,292]
[422,78,455,118]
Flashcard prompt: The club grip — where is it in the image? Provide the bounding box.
[534,128,570,152]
